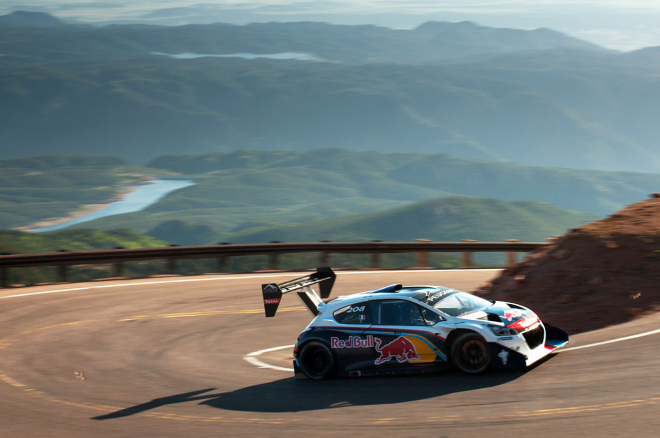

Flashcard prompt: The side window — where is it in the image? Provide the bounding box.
[370,300,428,326]
[333,302,371,325]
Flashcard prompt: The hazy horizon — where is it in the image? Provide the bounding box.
[4,0,660,51]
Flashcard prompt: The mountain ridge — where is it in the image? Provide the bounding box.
[2,15,660,172]
[0,13,604,65]
[0,11,64,27]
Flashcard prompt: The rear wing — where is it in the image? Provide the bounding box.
[262,267,336,317]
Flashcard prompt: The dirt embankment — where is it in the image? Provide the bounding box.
[476,196,660,334]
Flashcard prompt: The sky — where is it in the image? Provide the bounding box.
[4,0,660,51]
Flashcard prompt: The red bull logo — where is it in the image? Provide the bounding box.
[374,336,420,365]
[503,309,524,321]
[508,313,539,332]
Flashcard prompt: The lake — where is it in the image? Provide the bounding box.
[33,179,196,233]
[150,51,316,61]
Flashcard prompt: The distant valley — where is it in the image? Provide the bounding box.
[3,151,660,247]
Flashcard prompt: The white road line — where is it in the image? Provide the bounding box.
[337,269,500,275]
[0,275,306,300]
[561,328,660,352]
[243,345,295,372]
[0,269,500,300]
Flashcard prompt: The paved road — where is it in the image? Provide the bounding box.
[1,270,659,437]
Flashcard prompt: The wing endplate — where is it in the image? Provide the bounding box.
[260,267,335,317]
[262,283,283,317]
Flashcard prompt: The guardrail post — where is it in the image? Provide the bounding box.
[167,245,178,275]
[269,254,279,271]
[417,252,428,268]
[0,268,8,288]
[506,239,519,266]
[112,247,124,277]
[461,239,475,268]
[268,242,281,271]
[217,257,228,273]
[371,253,380,269]
[415,239,430,268]
[112,262,123,278]
[217,242,231,273]
[58,265,68,283]
[370,240,382,269]
[167,258,176,275]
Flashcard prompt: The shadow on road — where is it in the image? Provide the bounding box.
[202,370,522,413]
[91,388,218,420]
[92,368,527,420]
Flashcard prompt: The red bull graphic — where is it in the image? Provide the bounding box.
[503,309,524,321]
[508,313,539,332]
[331,335,375,349]
[374,336,420,365]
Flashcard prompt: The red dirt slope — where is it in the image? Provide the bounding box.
[476,196,660,334]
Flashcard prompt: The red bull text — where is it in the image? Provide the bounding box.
[331,335,375,348]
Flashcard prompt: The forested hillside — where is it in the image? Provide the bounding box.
[223,197,597,245]
[5,151,660,239]
[0,155,145,229]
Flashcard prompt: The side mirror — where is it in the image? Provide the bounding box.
[422,309,443,325]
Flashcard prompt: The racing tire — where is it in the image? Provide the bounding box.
[298,341,335,380]
[450,332,491,374]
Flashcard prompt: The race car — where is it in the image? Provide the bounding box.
[262,268,568,380]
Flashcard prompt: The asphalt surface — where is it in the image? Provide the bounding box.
[1,269,659,437]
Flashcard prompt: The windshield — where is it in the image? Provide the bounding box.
[430,291,492,317]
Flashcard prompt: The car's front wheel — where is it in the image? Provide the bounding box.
[298,341,335,380]
[450,332,491,374]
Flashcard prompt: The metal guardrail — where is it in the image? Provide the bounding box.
[0,241,546,288]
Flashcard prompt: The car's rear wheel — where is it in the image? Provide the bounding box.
[451,332,491,374]
[299,341,335,380]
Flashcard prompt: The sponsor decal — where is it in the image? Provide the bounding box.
[508,313,539,332]
[263,298,281,305]
[346,306,366,313]
[503,309,524,321]
[429,289,453,302]
[545,340,568,350]
[498,349,509,365]
[374,336,420,365]
[331,335,375,349]
[263,284,279,293]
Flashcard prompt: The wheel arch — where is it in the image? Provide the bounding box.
[297,332,332,350]
[445,328,480,358]
[297,339,337,380]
